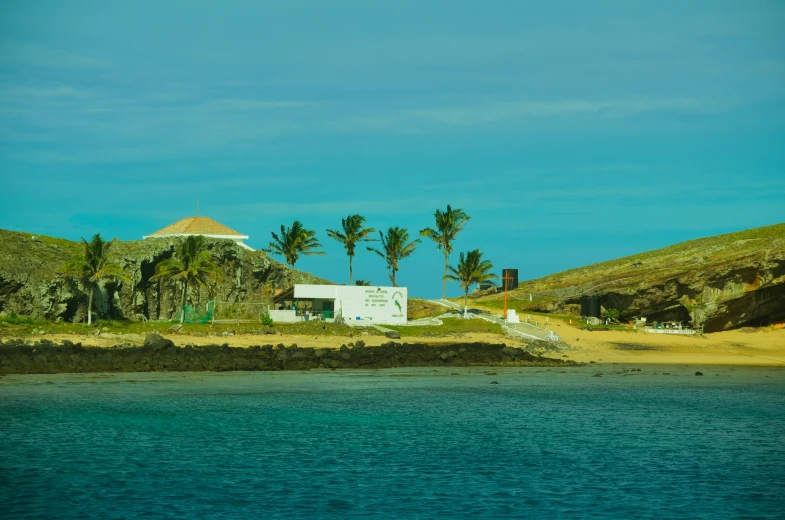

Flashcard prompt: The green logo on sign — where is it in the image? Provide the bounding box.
[392,291,403,314]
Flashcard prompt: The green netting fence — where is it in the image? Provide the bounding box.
[177,299,216,324]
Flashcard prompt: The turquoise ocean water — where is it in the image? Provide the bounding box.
[1,366,784,519]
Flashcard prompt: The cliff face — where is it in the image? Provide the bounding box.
[0,230,330,322]
[597,251,785,332]
[476,223,785,332]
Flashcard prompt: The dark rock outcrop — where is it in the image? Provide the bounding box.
[0,338,574,374]
[144,333,174,350]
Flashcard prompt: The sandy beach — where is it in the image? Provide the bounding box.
[33,320,785,367]
[543,320,785,366]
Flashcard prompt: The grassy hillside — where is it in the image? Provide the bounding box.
[0,230,83,282]
[473,223,785,323]
[0,228,332,322]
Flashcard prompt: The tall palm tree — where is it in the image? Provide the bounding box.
[420,205,471,299]
[367,227,420,287]
[267,221,325,286]
[57,233,131,325]
[444,249,497,318]
[149,235,223,324]
[326,214,376,285]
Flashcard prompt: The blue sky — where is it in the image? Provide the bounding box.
[1,1,783,297]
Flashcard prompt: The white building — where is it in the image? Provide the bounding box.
[270,284,408,326]
[143,216,254,251]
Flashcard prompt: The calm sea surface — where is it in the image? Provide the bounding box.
[1,366,784,519]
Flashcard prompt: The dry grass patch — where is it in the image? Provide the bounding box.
[407,299,447,320]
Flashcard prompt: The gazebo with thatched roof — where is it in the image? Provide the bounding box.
[143,215,254,251]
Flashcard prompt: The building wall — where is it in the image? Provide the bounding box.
[295,285,338,300]
[269,310,300,323]
[294,284,407,325]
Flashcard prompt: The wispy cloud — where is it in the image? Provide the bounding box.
[221,194,516,219]
[1,84,96,100]
[203,99,308,111]
[0,42,104,68]
[358,98,704,129]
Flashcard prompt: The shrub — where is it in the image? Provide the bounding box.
[259,312,274,327]
[94,319,128,328]
[0,313,46,326]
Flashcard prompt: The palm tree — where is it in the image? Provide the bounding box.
[149,235,223,324]
[444,249,497,318]
[355,280,372,286]
[57,233,131,325]
[326,214,376,286]
[420,205,471,299]
[367,227,420,287]
[267,221,325,286]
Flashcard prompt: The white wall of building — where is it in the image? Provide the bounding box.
[269,310,300,323]
[294,284,407,326]
[295,285,338,300]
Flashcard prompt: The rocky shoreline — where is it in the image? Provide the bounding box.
[0,334,575,374]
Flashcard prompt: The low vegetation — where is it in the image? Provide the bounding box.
[386,317,503,338]
[0,316,386,339]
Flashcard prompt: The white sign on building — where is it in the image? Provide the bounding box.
[293,284,408,326]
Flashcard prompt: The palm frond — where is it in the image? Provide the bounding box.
[328,215,376,256]
[268,220,324,266]
[367,227,420,286]
[420,205,471,254]
[61,233,130,283]
[446,249,497,293]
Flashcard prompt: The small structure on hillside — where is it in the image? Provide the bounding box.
[271,284,407,326]
[476,281,497,292]
[143,216,253,251]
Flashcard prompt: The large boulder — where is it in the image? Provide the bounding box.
[144,333,174,350]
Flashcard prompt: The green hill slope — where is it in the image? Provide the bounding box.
[0,229,330,322]
[475,223,785,332]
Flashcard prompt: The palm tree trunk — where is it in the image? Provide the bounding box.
[349,255,353,286]
[87,285,94,325]
[463,290,468,319]
[180,280,187,324]
[442,252,449,299]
